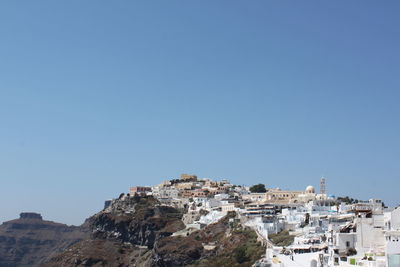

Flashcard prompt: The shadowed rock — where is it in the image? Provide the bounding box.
[0,213,88,267]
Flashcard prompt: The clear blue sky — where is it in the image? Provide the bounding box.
[1,1,399,225]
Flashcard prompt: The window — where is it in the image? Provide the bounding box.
[388,254,400,267]
[346,241,350,248]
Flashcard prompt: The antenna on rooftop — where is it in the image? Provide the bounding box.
[320,177,326,195]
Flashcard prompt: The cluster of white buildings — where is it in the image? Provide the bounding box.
[125,174,399,267]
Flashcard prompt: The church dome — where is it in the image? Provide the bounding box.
[305,185,315,194]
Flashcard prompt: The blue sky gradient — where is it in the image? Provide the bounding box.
[1,1,399,225]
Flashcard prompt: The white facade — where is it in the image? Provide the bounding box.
[335,232,357,252]
[152,186,179,199]
[355,215,385,254]
[193,197,221,209]
[385,231,400,267]
[390,207,400,230]
[221,203,236,212]
[242,193,266,202]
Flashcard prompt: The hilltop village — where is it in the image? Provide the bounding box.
[109,174,400,267]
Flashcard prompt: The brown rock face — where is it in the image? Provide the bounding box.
[1,197,265,267]
[42,239,153,267]
[0,213,87,267]
[44,203,265,267]
[88,197,185,248]
[43,196,187,267]
[7,195,265,267]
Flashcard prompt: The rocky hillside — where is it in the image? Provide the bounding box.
[43,195,186,266]
[43,195,265,267]
[154,212,265,267]
[88,195,185,248]
[0,212,87,267]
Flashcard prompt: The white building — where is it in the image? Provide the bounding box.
[152,186,179,199]
[355,214,385,254]
[385,230,400,267]
[193,197,221,209]
[386,206,400,231]
[333,223,357,255]
[221,203,237,212]
[242,193,266,202]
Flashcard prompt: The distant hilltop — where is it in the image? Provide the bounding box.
[0,211,87,267]
[19,212,43,220]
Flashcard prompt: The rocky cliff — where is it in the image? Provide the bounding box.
[88,195,185,248]
[43,195,187,266]
[43,196,265,267]
[0,212,87,267]
[1,196,265,267]
[154,212,265,267]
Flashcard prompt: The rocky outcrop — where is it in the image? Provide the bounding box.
[88,195,185,248]
[19,212,43,220]
[43,196,187,266]
[42,239,153,267]
[0,213,87,267]
[153,212,234,266]
[44,201,265,267]
[2,196,265,267]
